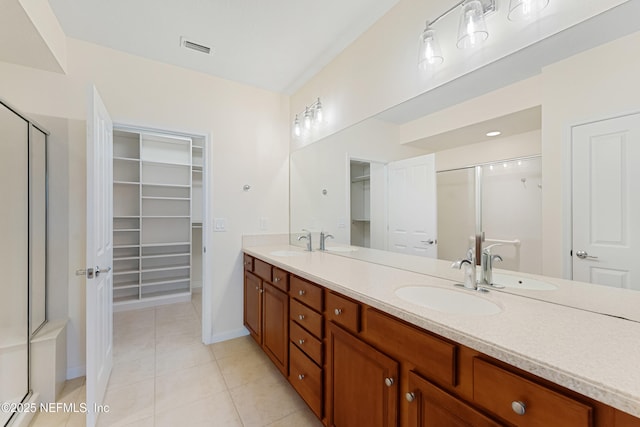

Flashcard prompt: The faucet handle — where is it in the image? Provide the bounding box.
[483,243,502,254]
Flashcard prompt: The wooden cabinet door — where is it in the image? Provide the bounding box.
[244,271,262,343]
[327,322,399,427]
[262,282,289,376]
[407,371,504,427]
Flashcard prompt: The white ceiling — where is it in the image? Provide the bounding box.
[48,0,400,94]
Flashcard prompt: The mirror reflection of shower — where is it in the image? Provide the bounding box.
[437,156,542,275]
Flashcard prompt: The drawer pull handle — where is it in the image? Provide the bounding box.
[255,286,259,291]
[298,314,305,320]
[511,401,526,416]
[298,339,305,345]
[334,308,343,316]
[405,392,415,403]
[244,261,250,266]
[384,377,394,387]
[274,277,280,283]
[298,374,305,380]
[298,289,306,296]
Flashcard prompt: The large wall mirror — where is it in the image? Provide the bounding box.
[290,3,640,322]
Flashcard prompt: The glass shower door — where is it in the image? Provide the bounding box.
[0,102,30,425]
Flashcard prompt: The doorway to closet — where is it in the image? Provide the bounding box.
[111,127,207,311]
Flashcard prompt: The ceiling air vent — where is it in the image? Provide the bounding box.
[180,37,212,55]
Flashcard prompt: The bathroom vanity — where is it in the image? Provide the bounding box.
[243,245,640,427]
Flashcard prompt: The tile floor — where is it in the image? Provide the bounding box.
[30,292,322,426]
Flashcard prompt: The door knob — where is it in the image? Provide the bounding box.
[576,250,598,260]
[421,239,437,245]
[95,266,111,277]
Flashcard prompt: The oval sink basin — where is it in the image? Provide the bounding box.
[492,273,557,291]
[395,286,502,316]
[326,246,358,253]
[269,250,306,257]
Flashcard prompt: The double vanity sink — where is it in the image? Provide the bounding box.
[247,243,640,423]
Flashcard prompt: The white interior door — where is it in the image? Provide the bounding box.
[387,154,437,257]
[86,86,114,427]
[572,113,640,289]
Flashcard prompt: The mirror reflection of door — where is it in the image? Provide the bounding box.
[572,113,640,290]
[387,154,438,258]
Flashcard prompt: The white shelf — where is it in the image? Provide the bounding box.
[141,241,190,247]
[114,216,140,219]
[142,215,190,219]
[141,277,190,287]
[142,159,191,167]
[114,181,140,186]
[142,183,190,188]
[142,252,190,259]
[351,175,370,183]
[114,256,140,261]
[113,244,141,249]
[114,269,140,276]
[142,196,190,201]
[142,265,189,273]
[114,229,140,232]
[113,157,140,162]
[113,284,139,290]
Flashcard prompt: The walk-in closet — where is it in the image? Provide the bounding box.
[112,129,203,310]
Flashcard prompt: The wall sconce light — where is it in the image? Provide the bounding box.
[418,0,549,69]
[292,98,324,138]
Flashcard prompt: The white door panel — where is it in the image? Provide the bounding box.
[388,154,437,258]
[86,86,114,427]
[572,113,640,290]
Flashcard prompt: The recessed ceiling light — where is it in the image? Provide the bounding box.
[486,131,502,137]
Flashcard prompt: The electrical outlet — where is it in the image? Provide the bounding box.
[260,217,268,231]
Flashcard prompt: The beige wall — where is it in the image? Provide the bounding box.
[0,37,290,377]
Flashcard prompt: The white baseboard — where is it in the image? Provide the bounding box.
[205,327,249,345]
[66,365,86,380]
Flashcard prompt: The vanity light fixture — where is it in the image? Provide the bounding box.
[292,98,324,138]
[418,0,549,69]
[508,0,550,21]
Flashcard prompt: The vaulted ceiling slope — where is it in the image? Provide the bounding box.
[48,0,400,94]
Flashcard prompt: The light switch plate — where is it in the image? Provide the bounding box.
[214,218,227,232]
[259,217,268,231]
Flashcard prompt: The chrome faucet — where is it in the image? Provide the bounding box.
[319,231,334,251]
[481,244,503,286]
[297,229,312,251]
[451,248,477,290]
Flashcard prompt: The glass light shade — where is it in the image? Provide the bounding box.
[457,0,489,49]
[314,99,323,123]
[303,107,312,130]
[508,0,549,21]
[418,27,444,70]
[293,115,301,137]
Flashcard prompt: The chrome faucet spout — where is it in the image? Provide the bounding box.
[452,249,477,290]
[298,230,313,251]
[319,231,334,251]
[481,244,503,286]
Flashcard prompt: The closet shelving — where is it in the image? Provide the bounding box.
[113,130,194,309]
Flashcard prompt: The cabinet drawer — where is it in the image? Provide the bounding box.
[253,259,272,281]
[290,299,323,338]
[365,308,457,387]
[473,358,592,427]
[272,267,289,292]
[243,254,253,271]
[289,343,322,419]
[325,291,360,333]
[290,276,323,312]
[290,320,322,365]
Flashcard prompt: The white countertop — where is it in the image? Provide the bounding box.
[244,244,640,418]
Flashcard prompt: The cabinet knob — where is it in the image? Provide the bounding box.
[511,401,526,416]
[334,308,343,316]
[298,374,305,380]
[255,286,259,291]
[298,314,305,320]
[384,377,394,387]
[274,277,280,283]
[298,289,306,296]
[405,392,416,403]
[298,339,305,345]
